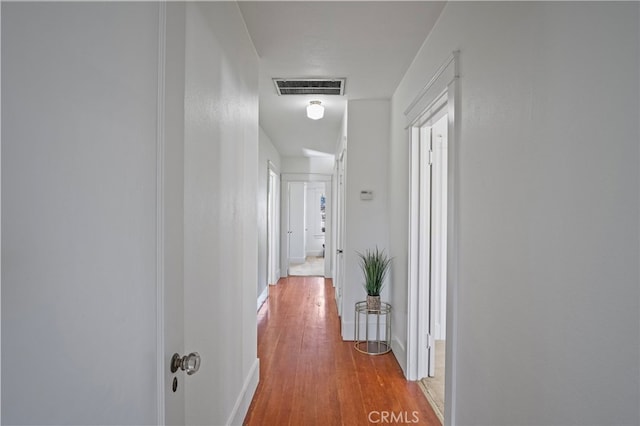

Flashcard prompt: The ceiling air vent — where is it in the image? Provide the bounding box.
[273,78,346,96]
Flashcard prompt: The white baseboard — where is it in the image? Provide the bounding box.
[306,250,323,257]
[341,318,354,340]
[391,336,408,378]
[257,286,268,311]
[226,358,260,426]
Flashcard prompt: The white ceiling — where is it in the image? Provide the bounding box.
[238,1,445,158]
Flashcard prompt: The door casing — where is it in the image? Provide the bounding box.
[405,51,460,426]
[280,173,332,280]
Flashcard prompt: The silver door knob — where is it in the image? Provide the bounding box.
[171,352,201,375]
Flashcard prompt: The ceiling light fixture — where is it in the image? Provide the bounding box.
[306,101,324,120]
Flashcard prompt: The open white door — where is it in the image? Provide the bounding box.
[305,182,327,260]
[409,107,450,381]
[417,126,434,378]
[431,116,449,345]
[423,115,449,378]
[335,150,347,316]
[267,166,280,285]
[415,114,449,379]
[288,182,307,267]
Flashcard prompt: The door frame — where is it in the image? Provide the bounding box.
[405,51,459,425]
[280,173,332,279]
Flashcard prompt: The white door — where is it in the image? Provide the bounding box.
[431,116,449,344]
[305,182,326,258]
[267,168,280,285]
[417,114,448,379]
[335,150,347,316]
[417,126,435,377]
[288,182,307,266]
[163,4,187,423]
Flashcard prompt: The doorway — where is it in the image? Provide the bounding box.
[281,175,332,279]
[406,51,459,425]
[288,181,326,276]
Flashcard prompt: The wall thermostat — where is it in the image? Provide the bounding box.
[360,190,373,200]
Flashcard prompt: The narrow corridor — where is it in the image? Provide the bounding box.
[243,276,439,425]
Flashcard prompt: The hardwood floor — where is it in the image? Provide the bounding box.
[243,276,440,426]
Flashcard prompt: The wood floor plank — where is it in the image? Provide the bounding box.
[243,276,439,425]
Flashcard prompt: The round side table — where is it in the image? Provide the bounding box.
[354,301,391,355]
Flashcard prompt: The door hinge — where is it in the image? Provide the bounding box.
[427,149,434,166]
[427,333,435,349]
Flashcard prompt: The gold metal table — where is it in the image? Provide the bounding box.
[354,301,391,355]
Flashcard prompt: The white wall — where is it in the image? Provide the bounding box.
[341,99,390,340]
[182,3,259,425]
[389,3,639,425]
[2,3,160,424]
[258,127,281,299]
[282,156,334,175]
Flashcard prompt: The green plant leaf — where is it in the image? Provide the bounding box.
[356,246,392,296]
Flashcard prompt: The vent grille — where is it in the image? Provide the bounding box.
[273,78,345,96]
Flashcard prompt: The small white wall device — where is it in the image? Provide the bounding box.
[360,190,373,200]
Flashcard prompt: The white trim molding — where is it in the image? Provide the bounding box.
[226,359,260,426]
[257,285,268,311]
[267,159,280,175]
[405,51,458,127]
[391,337,407,374]
[281,172,332,183]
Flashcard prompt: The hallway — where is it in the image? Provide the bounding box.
[288,256,325,277]
[243,276,439,425]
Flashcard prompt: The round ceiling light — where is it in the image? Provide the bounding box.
[306,100,324,120]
